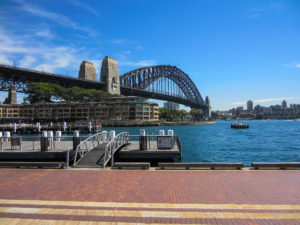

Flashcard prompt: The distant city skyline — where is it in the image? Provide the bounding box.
[0,0,299,110]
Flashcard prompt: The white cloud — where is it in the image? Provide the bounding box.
[0,55,12,65]
[137,45,143,50]
[249,3,283,19]
[15,0,97,36]
[19,56,36,68]
[36,29,54,39]
[0,26,85,75]
[282,62,300,68]
[34,47,81,73]
[118,59,156,67]
[67,0,100,17]
[111,39,124,44]
[232,97,299,106]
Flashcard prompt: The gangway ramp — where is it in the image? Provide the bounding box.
[75,143,106,168]
[73,131,128,168]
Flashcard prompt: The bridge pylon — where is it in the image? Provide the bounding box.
[100,56,120,95]
[204,96,211,119]
[8,86,17,104]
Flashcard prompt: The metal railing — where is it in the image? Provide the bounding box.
[124,135,181,152]
[106,132,129,168]
[0,135,91,152]
[73,131,109,167]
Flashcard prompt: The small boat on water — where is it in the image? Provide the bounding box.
[231,121,249,129]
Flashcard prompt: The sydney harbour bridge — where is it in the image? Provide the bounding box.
[0,58,210,116]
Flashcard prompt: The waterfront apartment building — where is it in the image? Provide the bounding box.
[0,97,159,122]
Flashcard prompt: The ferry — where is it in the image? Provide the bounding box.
[231,121,249,129]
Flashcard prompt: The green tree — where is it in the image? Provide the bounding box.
[24,82,118,104]
[25,82,57,103]
[3,97,9,104]
[190,108,203,121]
[178,109,187,121]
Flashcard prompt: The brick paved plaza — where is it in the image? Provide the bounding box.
[0,169,299,224]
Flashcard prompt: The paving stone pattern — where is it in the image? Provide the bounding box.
[0,169,299,224]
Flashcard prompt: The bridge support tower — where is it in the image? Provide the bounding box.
[100,56,120,95]
[204,96,211,119]
[78,61,97,81]
[7,86,17,104]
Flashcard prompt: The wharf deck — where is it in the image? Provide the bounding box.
[0,141,73,152]
[0,169,299,224]
[0,141,73,164]
[118,141,180,160]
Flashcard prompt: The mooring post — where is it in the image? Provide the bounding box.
[73,130,80,151]
[66,149,70,168]
[41,131,48,152]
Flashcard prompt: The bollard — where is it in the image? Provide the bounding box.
[50,122,53,127]
[4,131,10,142]
[168,130,174,146]
[0,132,2,150]
[140,129,146,136]
[109,130,115,141]
[168,130,174,136]
[73,130,80,150]
[55,131,62,142]
[48,131,53,149]
[13,123,17,133]
[159,130,165,136]
[88,121,92,133]
[139,129,147,150]
[36,122,41,133]
[40,131,48,152]
[102,131,107,141]
[63,122,67,133]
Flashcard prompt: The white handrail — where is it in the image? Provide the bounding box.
[104,132,129,167]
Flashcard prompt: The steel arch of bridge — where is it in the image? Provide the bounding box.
[120,65,205,108]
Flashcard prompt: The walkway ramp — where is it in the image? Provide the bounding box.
[75,143,106,168]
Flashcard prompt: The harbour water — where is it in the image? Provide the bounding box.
[106,120,300,166]
[8,120,300,167]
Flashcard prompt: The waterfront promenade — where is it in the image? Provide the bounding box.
[0,169,299,224]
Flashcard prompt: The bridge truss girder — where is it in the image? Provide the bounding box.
[0,64,105,93]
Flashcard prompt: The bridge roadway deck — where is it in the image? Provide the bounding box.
[0,169,299,224]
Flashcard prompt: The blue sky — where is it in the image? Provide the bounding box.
[0,0,299,110]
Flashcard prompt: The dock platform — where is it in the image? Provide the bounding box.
[0,141,73,165]
[0,141,73,152]
[117,141,180,161]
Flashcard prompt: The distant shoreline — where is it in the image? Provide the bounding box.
[102,121,216,127]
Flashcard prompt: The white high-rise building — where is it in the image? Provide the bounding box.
[282,100,287,108]
[164,101,179,110]
[247,100,253,111]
